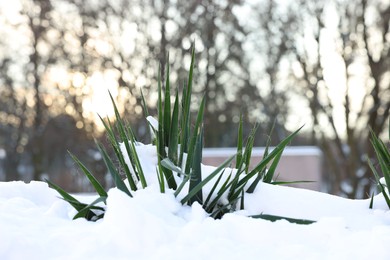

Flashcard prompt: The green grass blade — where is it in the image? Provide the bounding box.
[161,158,186,176]
[237,126,303,188]
[262,147,284,183]
[108,92,147,189]
[188,126,204,205]
[96,141,132,197]
[203,170,226,209]
[229,123,259,197]
[370,130,390,187]
[185,95,206,174]
[140,88,150,118]
[271,180,315,185]
[236,114,243,169]
[369,193,374,209]
[205,172,234,212]
[46,179,99,220]
[156,65,177,189]
[179,46,195,166]
[164,54,171,146]
[156,165,165,193]
[100,116,138,191]
[68,151,107,198]
[210,197,240,219]
[181,154,235,205]
[157,65,166,158]
[243,123,259,173]
[368,156,390,207]
[72,196,106,220]
[168,89,180,165]
[251,214,316,225]
[174,174,190,197]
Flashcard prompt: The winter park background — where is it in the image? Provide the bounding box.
[0,0,389,259]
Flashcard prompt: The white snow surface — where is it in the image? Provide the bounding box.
[2,144,390,259]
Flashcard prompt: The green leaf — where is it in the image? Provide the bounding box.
[262,147,284,183]
[368,156,390,207]
[188,126,204,205]
[251,214,316,225]
[72,196,106,220]
[46,179,99,221]
[156,64,176,189]
[181,154,235,205]
[140,88,150,118]
[203,170,226,209]
[156,165,165,193]
[168,90,180,165]
[369,193,374,209]
[179,45,195,166]
[161,158,186,176]
[185,95,206,174]
[237,126,303,188]
[108,91,147,189]
[271,180,315,185]
[236,114,243,169]
[99,111,137,191]
[205,172,234,213]
[163,54,171,146]
[96,141,132,197]
[370,128,390,187]
[68,152,107,198]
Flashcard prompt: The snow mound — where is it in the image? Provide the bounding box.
[1,181,390,259]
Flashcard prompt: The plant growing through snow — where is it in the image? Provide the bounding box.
[368,125,390,209]
[47,46,306,222]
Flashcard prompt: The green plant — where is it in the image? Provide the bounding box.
[47,46,307,222]
[368,126,390,209]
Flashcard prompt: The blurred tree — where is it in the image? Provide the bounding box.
[243,0,300,143]
[289,0,389,198]
[0,0,105,189]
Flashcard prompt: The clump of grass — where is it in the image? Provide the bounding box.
[368,126,390,209]
[47,46,310,224]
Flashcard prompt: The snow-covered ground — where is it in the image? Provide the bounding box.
[1,144,390,259]
[2,181,390,259]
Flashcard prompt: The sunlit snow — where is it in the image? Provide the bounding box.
[1,144,390,259]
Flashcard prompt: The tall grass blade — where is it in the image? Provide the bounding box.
[156,65,176,189]
[370,128,390,187]
[203,170,225,209]
[140,88,149,118]
[68,151,107,198]
[185,95,206,174]
[188,127,204,205]
[96,141,132,197]
[46,179,97,220]
[168,90,180,165]
[99,116,137,190]
[179,46,195,166]
[368,156,390,206]
[181,154,235,205]
[163,55,171,146]
[236,114,243,169]
[109,92,147,188]
[237,126,303,188]
[156,164,165,193]
[205,172,234,212]
[262,148,284,183]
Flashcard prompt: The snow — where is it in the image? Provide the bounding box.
[2,145,390,259]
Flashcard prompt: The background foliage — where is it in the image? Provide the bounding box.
[0,0,388,198]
